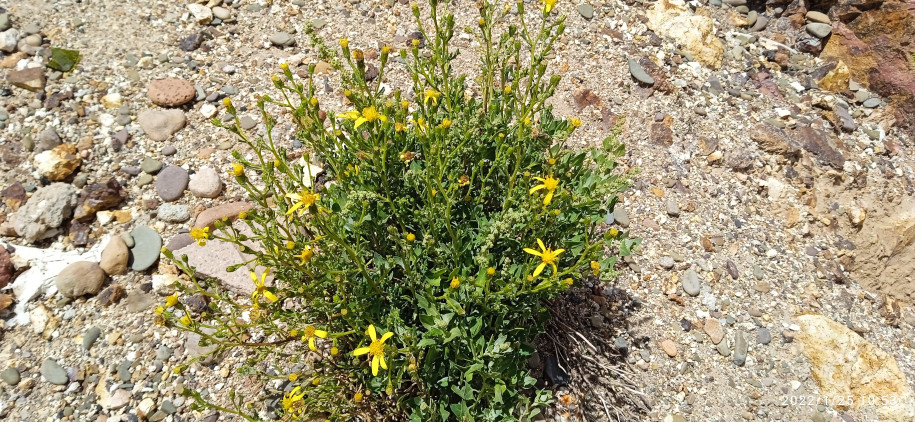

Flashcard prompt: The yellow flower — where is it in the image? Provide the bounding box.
[570,117,582,128]
[395,122,406,132]
[271,74,280,83]
[297,246,314,264]
[251,269,277,304]
[400,100,410,109]
[165,294,179,307]
[399,151,414,163]
[354,392,364,403]
[155,306,164,315]
[355,106,386,128]
[487,267,495,276]
[312,377,321,386]
[437,118,452,129]
[529,175,559,205]
[238,211,248,220]
[504,86,512,95]
[331,347,339,356]
[353,325,393,376]
[231,163,244,177]
[459,174,470,186]
[310,97,318,107]
[590,261,600,271]
[609,228,619,237]
[548,158,556,165]
[280,62,289,71]
[478,18,486,26]
[381,45,391,54]
[282,386,305,413]
[190,227,209,246]
[180,315,191,326]
[543,0,557,13]
[412,38,420,47]
[222,98,232,107]
[524,238,565,277]
[285,241,295,250]
[301,325,328,352]
[406,233,416,242]
[423,89,441,106]
[285,189,320,215]
[450,277,460,289]
[339,39,349,49]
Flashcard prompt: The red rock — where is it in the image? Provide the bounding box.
[193,202,254,230]
[146,78,195,107]
[0,246,14,288]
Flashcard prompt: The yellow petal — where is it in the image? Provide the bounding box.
[353,347,371,356]
[544,190,554,205]
[372,355,379,376]
[264,291,278,302]
[315,330,328,338]
[380,332,393,342]
[551,263,558,274]
[309,337,317,352]
[537,238,546,251]
[533,177,545,182]
[355,117,367,128]
[285,192,301,200]
[285,201,304,215]
[379,354,387,370]
[553,249,565,256]
[250,271,257,282]
[529,184,546,194]
[367,325,377,341]
[534,262,547,277]
[524,248,543,257]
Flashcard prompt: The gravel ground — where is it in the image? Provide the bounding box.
[1,0,914,421]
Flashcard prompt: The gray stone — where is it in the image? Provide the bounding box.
[55,261,107,298]
[613,207,630,228]
[0,14,10,32]
[36,128,62,153]
[155,166,189,202]
[1,367,20,385]
[129,226,162,271]
[682,269,701,297]
[806,23,832,39]
[806,11,830,24]
[166,233,195,251]
[578,4,594,19]
[659,256,675,270]
[11,183,78,243]
[137,173,154,187]
[666,199,680,217]
[138,109,186,142]
[188,167,222,198]
[156,346,174,361]
[734,331,748,366]
[212,7,231,20]
[0,28,17,53]
[161,145,177,156]
[40,358,68,385]
[141,157,163,174]
[157,203,191,223]
[175,238,254,295]
[749,16,768,32]
[126,291,156,313]
[239,115,257,130]
[269,32,293,47]
[628,58,654,85]
[757,327,771,345]
[83,326,102,350]
[717,340,731,357]
[863,98,880,108]
[21,22,40,35]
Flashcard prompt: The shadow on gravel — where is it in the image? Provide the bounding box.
[537,284,651,420]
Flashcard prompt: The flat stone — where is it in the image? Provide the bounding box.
[107,389,131,410]
[187,4,213,24]
[55,261,107,298]
[155,166,189,202]
[36,128,62,153]
[734,331,748,366]
[193,202,254,229]
[666,198,680,217]
[138,109,186,141]
[578,4,594,19]
[7,67,46,92]
[212,7,231,20]
[682,269,701,296]
[239,115,257,130]
[757,327,771,345]
[126,291,156,313]
[40,358,68,385]
[613,207,630,227]
[157,203,190,223]
[179,34,203,52]
[175,239,254,295]
[806,11,830,24]
[188,167,222,198]
[628,58,654,85]
[269,32,294,47]
[147,78,195,107]
[141,157,163,174]
[704,318,725,344]
[660,339,678,357]
[129,226,162,271]
[0,28,16,53]
[863,98,880,108]
[166,233,195,251]
[806,23,832,39]
[83,326,102,350]
[1,367,20,385]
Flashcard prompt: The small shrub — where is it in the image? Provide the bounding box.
[159,1,637,421]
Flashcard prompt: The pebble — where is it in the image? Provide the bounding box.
[613,207,630,227]
[100,235,129,276]
[200,103,217,118]
[129,226,162,271]
[40,358,68,385]
[179,34,203,52]
[659,256,675,270]
[155,166,189,202]
[628,58,654,85]
[660,339,678,357]
[189,167,223,198]
[212,7,231,20]
[187,3,213,24]
[108,389,131,410]
[757,327,771,345]
[137,173,154,187]
[193,202,253,229]
[239,115,257,130]
[734,331,748,366]
[806,23,832,38]
[863,98,880,108]
[269,32,294,47]
[578,4,594,19]
[682,269,701,296]
[141,157,163,174]
[666,198,680,217]
[37,128,62,153]
[704,318,725,344]
[726,260,739,279]
[161,145,178,156]
[147,78,195,107]
[55,261,107,298]
[806,11,830,24]
[157,203,191,223]
[0,28,17,53]
[83,326,102,350]
[1,367,20,385]
[166,233,195,251]
[138,109,186,141]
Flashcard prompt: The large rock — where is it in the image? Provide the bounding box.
[795,314,915,421]
[7,67,46,92]
[174,239,255,295]
[821,2,915,136]
[193,202,254,229]
[34,144,81,181]
[11,183,78,243]
[812,59,850,92]
[73,178,127,221]
[146,78,195,107]
[55,261,107,297]
[138,109,186,142]
[646,0,724,69]
[129,226,162,271]
[792,126,846,169]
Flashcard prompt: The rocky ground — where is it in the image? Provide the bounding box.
[1,0,915,421]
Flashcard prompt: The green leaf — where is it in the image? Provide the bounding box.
[47,48,81,72]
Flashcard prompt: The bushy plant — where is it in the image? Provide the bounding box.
[159,1,636,421]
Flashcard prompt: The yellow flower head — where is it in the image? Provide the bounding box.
[355,106,386,128]
[301,325,328,352]
[271,74,280,83]
[251,269,277,304]
[609,228,619,237]
[450,277,460,289]
[423,89,441,106]
[310,97,318,107]
[339,39,349,49]
[280,62,289,71]
[400,151,414,163]
[395,122,406,132]
[331,347,339,356]
[285,189,320,215]
[190,227,210,246]
[282,386,305,413]
[590,261,600,271]
[285,240,295,250]
[381,45,391,54]
[238,211,248,220]
[437,118,452,129]
[401,100,410,109]
[412,38,420,48]
[353,325,393,376]
[354,392,364,403]
[504,86,512,95]
[298,246,314,264]
[570,117,582,128]
[406,233,416,242]
[288,372,299,381]
[222,98,232,107]
[487,267,496,276]
[459,174,470,186]
[155,306,164,315]
[180,314,191,326]
[524,238,565,277]
[543,0,558,13]
[165,294,179,308]
[231,163,244,177]
[529,175,559,205]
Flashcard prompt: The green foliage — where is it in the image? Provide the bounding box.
[159,1,634,421]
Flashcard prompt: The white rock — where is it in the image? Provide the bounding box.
[137,397,156,418]
[101,93,122,109]
[30,304,51,334]
[152,274,179,293]
[188,167,223,198]
[200,103,217,118]
[0,28,18,53]
[187,4,213,25]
